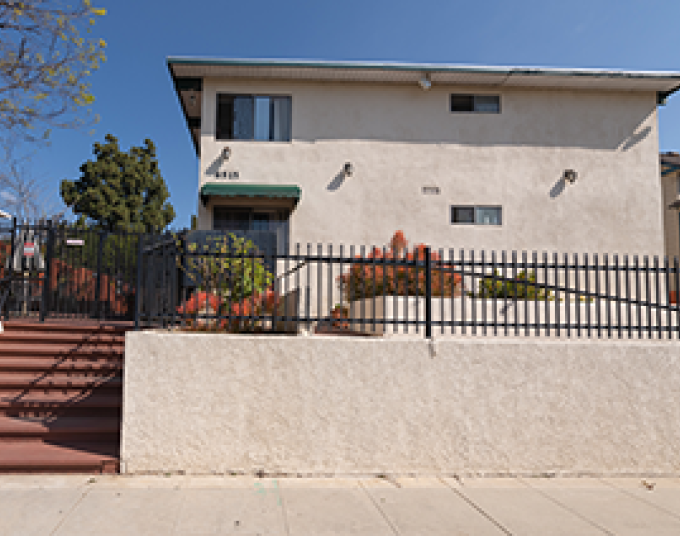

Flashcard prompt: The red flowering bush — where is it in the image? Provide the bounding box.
[338,231,462,302]
[178,287,284,332]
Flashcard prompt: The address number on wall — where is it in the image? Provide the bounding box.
[215,171,240,179]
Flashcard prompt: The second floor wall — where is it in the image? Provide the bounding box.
[197,78,662,255]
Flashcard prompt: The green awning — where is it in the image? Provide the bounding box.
[200,183,301,205]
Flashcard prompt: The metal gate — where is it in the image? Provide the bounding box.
[0,220,140,321]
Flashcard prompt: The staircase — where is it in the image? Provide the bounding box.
[0,320,128,473]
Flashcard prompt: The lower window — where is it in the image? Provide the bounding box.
[213,207,290,254]
[451,206,502,226]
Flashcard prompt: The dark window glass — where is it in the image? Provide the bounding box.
[216,95,234,140]
[213,207,290,254]
[451,206,475,224]
[216,94,291,141]
[451,94,474,112]
[451,94,500,113]
[451,206,503,225]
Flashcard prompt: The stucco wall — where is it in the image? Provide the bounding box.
[197,79,663,257]
[122,332,680,476]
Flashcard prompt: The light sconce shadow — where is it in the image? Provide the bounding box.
[549,177,566,199]
[327,172,345,192]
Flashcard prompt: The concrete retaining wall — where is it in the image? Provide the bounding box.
[122,332,680,476]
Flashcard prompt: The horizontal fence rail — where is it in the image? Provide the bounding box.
[136,234,680,340]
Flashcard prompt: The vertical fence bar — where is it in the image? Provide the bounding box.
[604,253,611,338]
[349,245,355,332]
[383,246,388,336]
[653,255,662,339]
[305,244,311,333]
[564,253,570,338]
[501,250,510,337]
[328,244,333,335]
[134,233,144,330]
[450,249,456,336]
[393,247,398,335]
[554,252,560,338]
[439,248,444,336]
[675,257,680,339]
[482,250,487,336]
[532,252,538,337]
[470,250,475,336]
[634,256,641,339]
[614,254,621,339]
[523,251,528,336]
[339,244,345,332]
[371,244,377,334]
[360,245,366,333]
[575,253,581,337]
[543,252,549,336]
[95,231,104,319]
[492,251,498,336]
[664,257,670,339]
[594,254,601,338]
[655,256,661,339]
[461,249,466,336]
[425,246,432,339]
[585,254,591,338]
[512,250,518,336]
[624,255,631,339]
[39,222,53,322]
[316,243,322,335]
[645,256,651,339]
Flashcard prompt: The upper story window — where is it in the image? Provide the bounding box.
[216,94,292,141]
[450,94,500,113]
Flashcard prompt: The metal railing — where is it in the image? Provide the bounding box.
[136,239,680,340]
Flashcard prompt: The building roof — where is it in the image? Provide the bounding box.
[168,57,680,155]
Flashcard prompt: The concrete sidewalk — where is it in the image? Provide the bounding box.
[2,475,680,535]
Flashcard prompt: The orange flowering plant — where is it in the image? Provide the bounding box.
[338,231,462,302]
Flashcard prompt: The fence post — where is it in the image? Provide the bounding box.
[425,246,432,339]
[39,221,54,322]
[134,233,144,330]
[95,230,104,319]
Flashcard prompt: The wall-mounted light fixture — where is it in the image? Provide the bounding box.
[222,146,231,161]
[343,162,354,177]
[418,74,432,91]
[189,93,197,107]
[563,169,578,184]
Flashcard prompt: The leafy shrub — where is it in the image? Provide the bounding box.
[176,234,280,332]
[476,269,553,300]
[178,233,273,300]
[338,231,462,302]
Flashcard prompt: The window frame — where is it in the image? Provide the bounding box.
[215,93,292,142]
[450,93,501,114]
[451,205,503,226]
[212,206,291,254]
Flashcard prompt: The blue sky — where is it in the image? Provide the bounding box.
[24,0,680,228]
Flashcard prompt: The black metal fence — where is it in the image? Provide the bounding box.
[1,219,140,321]
[136,236,680,340]
[2,219,679,339]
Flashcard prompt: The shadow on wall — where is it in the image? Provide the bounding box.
[326,172,346,192]
[549,177,566,199]
[619,126,652,152]
[205,155,223,177]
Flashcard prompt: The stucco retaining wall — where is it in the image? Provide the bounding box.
[122,332,680,476]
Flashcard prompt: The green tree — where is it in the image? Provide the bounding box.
[60,133,176,232]
[0,0,107,142]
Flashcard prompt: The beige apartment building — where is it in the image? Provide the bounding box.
[168,57,680,258]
